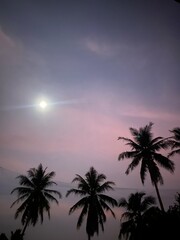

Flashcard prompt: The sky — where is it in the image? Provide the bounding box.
[0,0,180,191]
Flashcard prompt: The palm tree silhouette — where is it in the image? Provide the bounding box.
[117,122,174,212]
[168,127,180,157]
[118,191,157,240]
[66,166,117,240]
[11,163,61,236]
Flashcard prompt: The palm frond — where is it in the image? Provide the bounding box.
[96,173,106,183]
[14,196,32,219]
[77,203,88,229]
[43,192,59,204]
[118,151,138,161]
[153,153,175,173]
[120,212,134,221]
[129,127,139,137]
[168,148,180,157]
[150,136,163,145]
[11,187,33,195]
[141,196,156,212]
[118,219,135,240]
[119,198,128,208]
[118,137,140,150]
[168,127,180,157]
[125,156,141,175]
[16,175,34,188]
[97,181,115,193]
[99,199,116,218]
[11,193,30,208]
[151,137,172,151]
[72,175,89,189]
[98,194,117,207]
[170,127,180,141]
[69,197,88,215]
[44,189,62,198]
[66,188,87,197]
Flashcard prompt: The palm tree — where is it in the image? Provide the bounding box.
[66,166,117,240]
[168,127,180,157]
[11,163,61,236]
[118,191,157,240]
[117,122,174,212]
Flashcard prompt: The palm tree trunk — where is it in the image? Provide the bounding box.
[154,182,165,212]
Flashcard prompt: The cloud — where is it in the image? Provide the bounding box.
[0,27,15,49]
[120,104,180,122]
[83,37,124,57]
[0,26,23,65]
[0,26,46,69]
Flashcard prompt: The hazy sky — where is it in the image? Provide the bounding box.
[0,0,180,190]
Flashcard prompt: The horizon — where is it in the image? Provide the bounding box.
[0,165,179,191]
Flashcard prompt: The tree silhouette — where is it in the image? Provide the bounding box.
[11,229,23,240]
[168,127,180,157]
[0,234,8,240]
[117,122,174,212]
[118,191,156,240]
[11,163,61,236]
[66,166,117,240]
[168,192,180,215]
[0,229,23,240]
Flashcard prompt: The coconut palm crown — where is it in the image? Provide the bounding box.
[168,127,180,157]
[11,163,61,235]
[66,166,117,240]
[118,191,156,240]
[118,122,174,212]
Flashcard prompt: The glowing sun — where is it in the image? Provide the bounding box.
[39,100,48,109]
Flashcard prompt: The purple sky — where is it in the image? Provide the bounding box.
[0,0,180,190]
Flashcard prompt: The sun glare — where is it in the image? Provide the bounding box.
[36,97,50,112]
[39,100,47,109]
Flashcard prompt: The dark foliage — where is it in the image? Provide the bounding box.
[0,234,8,240]
[119,192,180,240]
[0,229,23,240]
[168,127,180,157]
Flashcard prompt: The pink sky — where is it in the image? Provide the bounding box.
[0,0,179,190]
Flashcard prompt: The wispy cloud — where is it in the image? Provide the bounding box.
[121,105,180,121]
[0,27,16,50]
[83,37,124,57]
[0,26,46,68]
[0,26,23,65]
